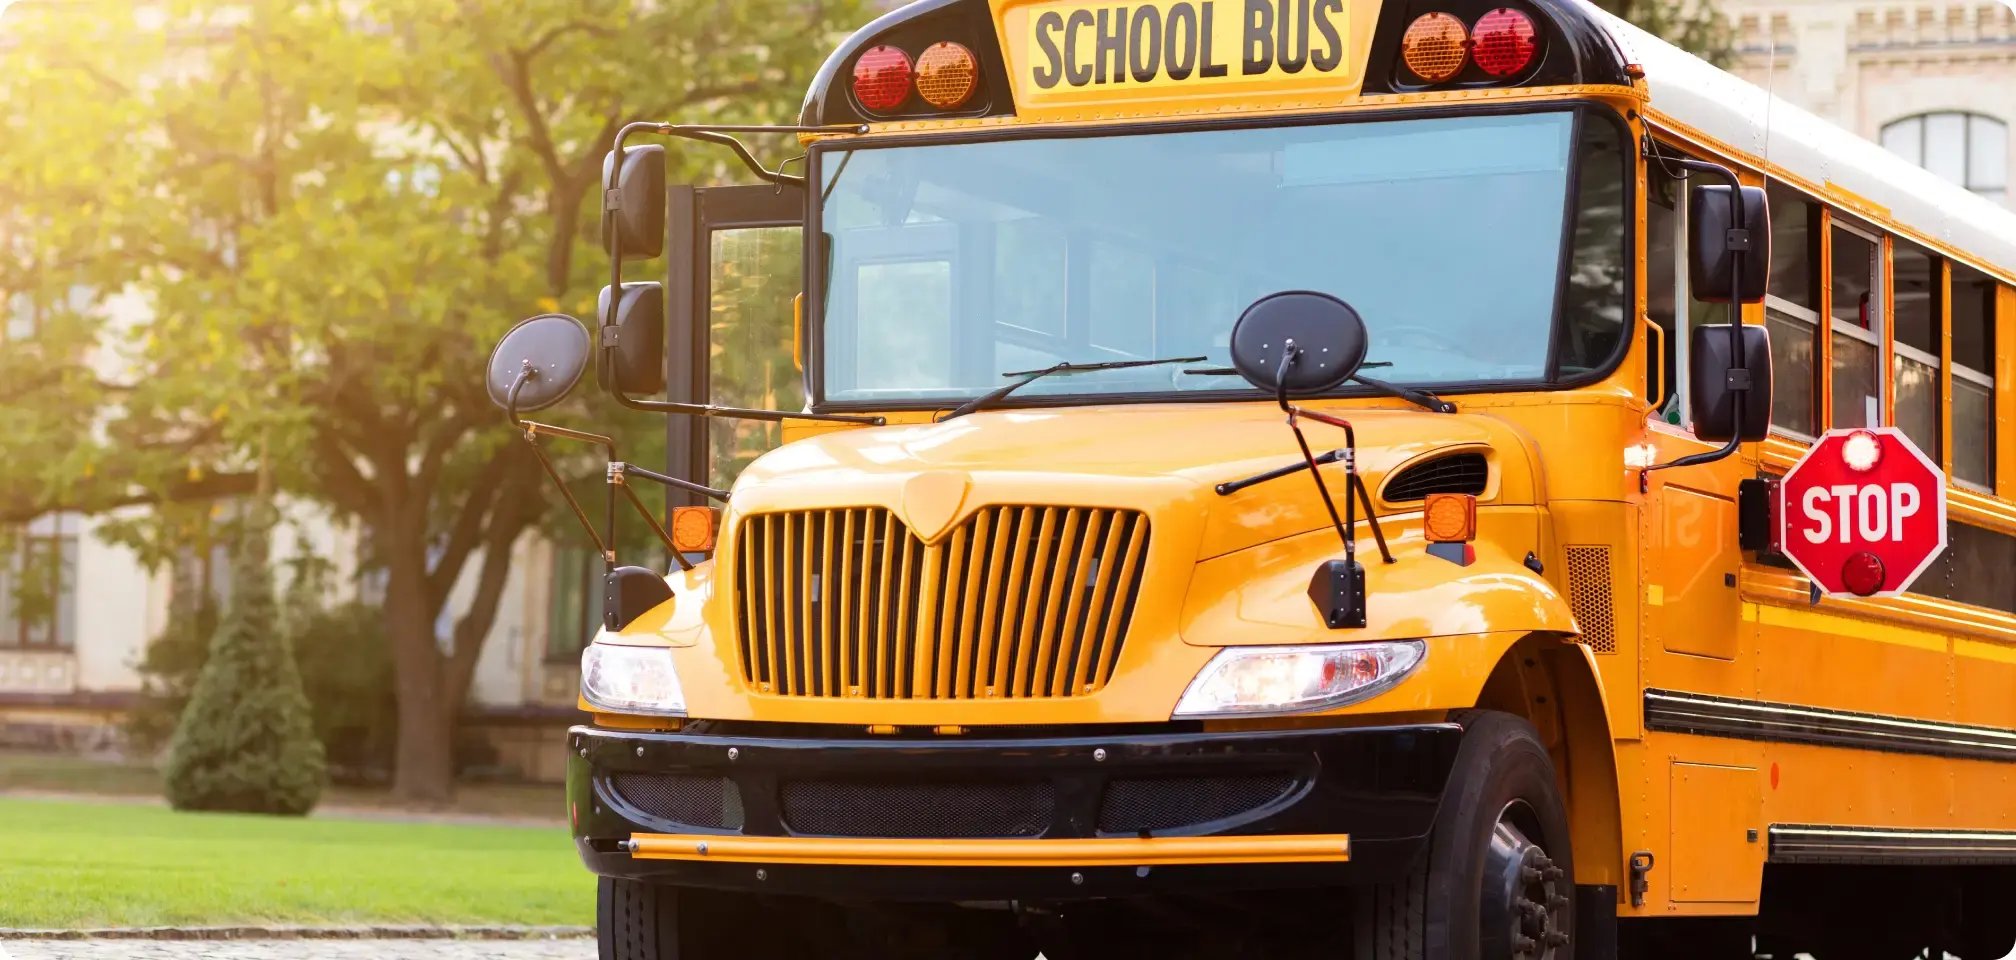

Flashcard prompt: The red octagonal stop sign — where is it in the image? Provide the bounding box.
[1779,427,1947,597]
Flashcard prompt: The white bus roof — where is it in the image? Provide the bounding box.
[1589,3,2016,280]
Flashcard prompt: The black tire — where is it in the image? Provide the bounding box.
[597,879,804,960]
[597,877,1035,960]
[1354,710,1577,960]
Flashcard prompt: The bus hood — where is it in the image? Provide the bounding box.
[731,402,1542,561]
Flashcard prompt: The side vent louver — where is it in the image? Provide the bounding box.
[1564,546,1616,654]
[1383,452,1488,502]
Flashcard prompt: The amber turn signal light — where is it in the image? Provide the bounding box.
[915,41,980,109]
[1401,13,1469,83]
[1422,493,1477,543]
[670,506,719,553]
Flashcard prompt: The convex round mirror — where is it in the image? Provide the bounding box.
[487,313,590,413]
[1228,291,1369,396]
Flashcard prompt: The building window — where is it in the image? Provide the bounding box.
[547,546,599,661]
[1828,225,1884,429]
[1764,184,1822,437]
[1950,264,1997,490]
[1881,113,2009,204]
[0,524,78,649]
[1891,241,1941,459]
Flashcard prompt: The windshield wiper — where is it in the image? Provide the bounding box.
[1182,362,1455,414]
[939,356,1207,421]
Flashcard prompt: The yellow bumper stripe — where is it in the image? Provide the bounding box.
[627,833,1351,867]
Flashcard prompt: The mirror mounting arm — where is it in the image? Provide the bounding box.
[604,121,883,427]
[506,365,615,568]
[615,120,869,188]
[1273,344,1397,567]
[612,396,884,425]
[608,464,695,573]
[1639,157,1751,492]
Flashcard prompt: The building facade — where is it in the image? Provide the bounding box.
[1720,0,2015,206]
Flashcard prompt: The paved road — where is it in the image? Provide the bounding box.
[0,940,595,960]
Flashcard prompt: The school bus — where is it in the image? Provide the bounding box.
[478,0,2016,956]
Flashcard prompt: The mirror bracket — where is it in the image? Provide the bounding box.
[1640,156,1767,487]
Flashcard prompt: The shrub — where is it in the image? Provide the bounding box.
[291,601,398,784]
[125,594,218,756]
[163,535,327,815]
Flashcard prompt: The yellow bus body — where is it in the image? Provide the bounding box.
[571,0,2016,938]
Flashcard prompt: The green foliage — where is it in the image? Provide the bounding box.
[291,601,399,784]
[125,594,219,756]
[1,0,865,798]
[164,527,327,815]
[1592,0,1735,62]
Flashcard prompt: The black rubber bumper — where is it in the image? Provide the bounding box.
[568,721,1461,901]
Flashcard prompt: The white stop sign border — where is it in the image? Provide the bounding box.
[1778,426,1949,599]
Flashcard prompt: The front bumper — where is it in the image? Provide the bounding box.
[568,721,1460,901]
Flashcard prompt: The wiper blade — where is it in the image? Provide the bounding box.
[1181,362,1452,414]
[939,355,1206,421]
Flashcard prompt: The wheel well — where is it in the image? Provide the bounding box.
[1474,634,1625,888]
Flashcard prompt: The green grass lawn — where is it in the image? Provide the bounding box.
[0,749,564,821]
[0,796,591,929]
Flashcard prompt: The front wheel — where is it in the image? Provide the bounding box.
[1354,710,1576,960]
[597,877,1036,960]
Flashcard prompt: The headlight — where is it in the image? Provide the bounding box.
[1172,641,1425,718]
[580,642,686,716]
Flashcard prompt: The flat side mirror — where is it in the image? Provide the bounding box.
[598,282,666,396]
[601,145,666,261]
[486,314,590,413]
[1228,291,1369,395]
[1689,323,1773,443]
[1689,184,1771,304]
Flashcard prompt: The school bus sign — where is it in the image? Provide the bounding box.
[1779,427,1948,598]
[1005,0,1369,109]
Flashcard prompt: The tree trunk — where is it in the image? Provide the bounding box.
[384,531,456,805]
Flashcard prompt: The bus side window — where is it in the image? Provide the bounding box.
[1764,184,1822,438]
[1827,221,1884,429]
[1949,264,1998,490]
[1644,142,1723,425]
[1891,240,1941,459]
[1645,159,1681,420]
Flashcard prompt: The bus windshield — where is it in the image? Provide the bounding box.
[815,109,1627,406]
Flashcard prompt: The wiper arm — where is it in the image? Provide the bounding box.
[1182,362,1453,414]
[938,355,1206,421]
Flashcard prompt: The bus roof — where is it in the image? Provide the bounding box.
[1593,2,2016,280]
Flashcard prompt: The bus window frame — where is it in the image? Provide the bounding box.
[1825,216,1889,432]
[799,101,1638,415]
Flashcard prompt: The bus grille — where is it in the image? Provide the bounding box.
[732,505,1151,699]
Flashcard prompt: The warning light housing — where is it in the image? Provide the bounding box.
[1842,429,1883,472]
[1401,13,1470,83]
[1841,551,1886,597]
[1423,493,1478,543]
[1472,8,1539,77]
[852,45,914,113]
[671,506,720,554]
[915,42,980,109]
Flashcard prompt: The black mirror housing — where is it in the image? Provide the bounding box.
[601,145,666,262]
[603,565,674,631]
[598,282,666,396]
[1228,291,1369,396]
[485,314,590,413]
[1689,184,1771,303]
[1689,323,1773,443]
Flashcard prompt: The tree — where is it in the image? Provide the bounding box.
[1595,0,1735,62]
[164,510,326,815]
[0,0,861,802]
